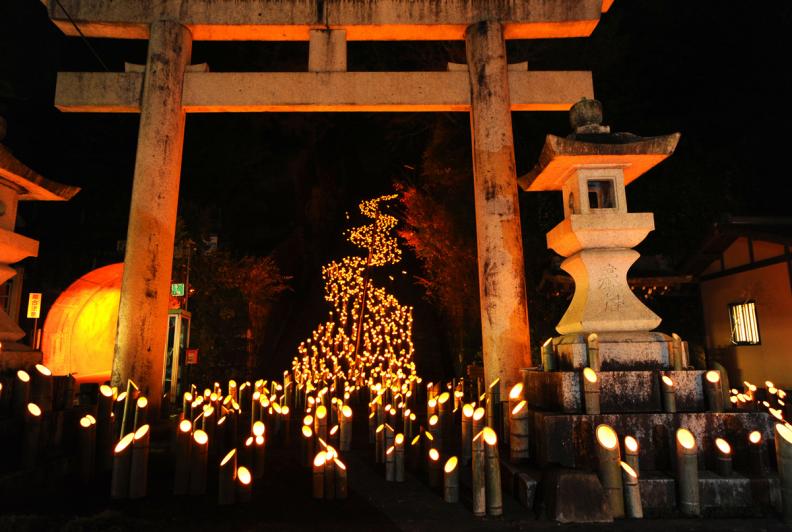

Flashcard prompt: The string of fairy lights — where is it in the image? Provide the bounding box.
[292,194,418,393]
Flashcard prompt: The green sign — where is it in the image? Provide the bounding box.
[171,283,185,297]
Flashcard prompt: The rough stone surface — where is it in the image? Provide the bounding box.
[500,460,539,510]
[541,469,612,523]
[555,331,672,370]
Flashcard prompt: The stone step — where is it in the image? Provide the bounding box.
[554,331,672,370]
[532,411,773,470]
[524,369,706,414]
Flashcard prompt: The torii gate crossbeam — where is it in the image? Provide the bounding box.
[48,0,607,414]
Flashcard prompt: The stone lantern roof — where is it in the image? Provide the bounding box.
[518,98,680,192]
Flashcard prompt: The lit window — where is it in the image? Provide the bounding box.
[728,301,760,345]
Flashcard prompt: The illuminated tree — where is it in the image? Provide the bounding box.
[292,195,416,389]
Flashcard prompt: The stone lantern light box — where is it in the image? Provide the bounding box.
[520,99,680,369]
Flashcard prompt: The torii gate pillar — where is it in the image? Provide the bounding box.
[466,21,532,391]
[112,20,192,414]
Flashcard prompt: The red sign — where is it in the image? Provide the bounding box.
[185,348,199,365]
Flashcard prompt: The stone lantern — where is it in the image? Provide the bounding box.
[519,99,680,369]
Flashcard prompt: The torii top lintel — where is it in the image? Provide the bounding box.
[45,0,612,41]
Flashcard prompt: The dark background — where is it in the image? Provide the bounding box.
[1,1,790,377]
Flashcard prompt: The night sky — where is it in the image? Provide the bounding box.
[2,1,790,372]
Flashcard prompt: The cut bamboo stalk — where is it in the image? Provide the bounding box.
[174,419,192,495]
[133,396,148,431]
[129,424,150,499]
[189,429,209,495]
[621,461,643,518]
[462,404,474,463]
[443,456,459,503]
[394,433,405,482]
[368,410,376,444]
[428,447,441,488]
[582,367,600,415]
[438,391,452,447]
[671,333,684,370]
[253,435,266,480]
[313,451,326,499]
[23,402,42,469]
[13,370,30,418]
[339,404,353,451]
[624,435,640,474]
[31,364,53,413]
[675,428,700,516]
[218,448,237,505]
[505,383,523,449]
[324,447,336,500]
[302,425,314,466]
[748,430,768,476]
[595,424,624,518]
[486,379,501,438]
[472,406,485,444]
[775,423,792,524]
[375,424,385,463]
[661,375,677,413]
[714,437,733,476]
[509,400,529,462]
[409,434,421,472]
[96,384,115,471]
[334,458,348,499]
[587,333,600,371]
[111,433,135,499]
[78,415,96,483]
[237,465,252,502]
[428,414,442,453]
[541,337,557,372]
[705,370,724,413]
[483,427,502,516]
[315,404,328,445]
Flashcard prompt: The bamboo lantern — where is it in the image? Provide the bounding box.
[97,385,115,470]
[129,424,150,499]
[339,405,353,451]
[368,410,376,444]
[301,425,314,466]
[587,333,600,370]
[595,424,624,518]
[218,448,237,505]
[111,433,135,499]
[376,396,385,429]
[13,370,30,418]
[254,434,266,480]
[394,433,405,482]
[375,424,385,463]
[409,434,421,472]
[427,397,437,420]
[486,379,501,438]
[624,435,640,474]
[335,458,348,499]
[444,456,459,503]
[228,380,238,403]
[78,415,96,483]
[23,402,42,469]
[541,337,556,372]
[239,383,251,416]
[472,406,485,443]
[621,461,643,518]
[748,430,768,476]
[462,404,474,463]
[385,445,395,482]
[315,404,328,444]
[133,396,148,431]
[203,405,217,458]
[251,391,261,430]
[31,364,53,413]
[714,437,733,476]
[189,429,209,495]
[509,400,530,463]
[428,414,442,453]
[237,466,252,502]
[481,427,503,516]
[705,370,725,413]
[661,375,677,413]
[313,451,326,499]
[438,391,451,445]
[675,428,700,516]
[174,419,192,495]
[506,383,522,446]
[428,448,441,488]
[324,446,336,500]
[775,423,792,524]
[582,367,600,415]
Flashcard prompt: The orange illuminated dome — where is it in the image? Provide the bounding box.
[41,263,124,380]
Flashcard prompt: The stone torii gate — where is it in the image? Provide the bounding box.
[47,0,609,412]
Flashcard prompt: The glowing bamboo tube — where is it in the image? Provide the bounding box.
[237,466,252,502]
[472,406,485,443]
[509,400,529,462]
[313,451,326,499]
[428,448,441,488]
[23,402,42,469]
[624,436,640,474]
[368,410,376,444]
[482,427,502,516]
[13,370,30,418]
[31,364,53,413]
[129,424,150,499]
[587,333,600,371]
[254,433,266,480]
[189,429,209,495]
[486,379,501,438]
[705,370,724,413]
[671,333,684,370]
[428,414,442,453]
[462,404,474,463]
[218,448,237,505]
[748,430,768,476]
[541,337,556,372]
[582,367,600,415]
[133,396,148,431]
[111,433,134,499]
[251,391,261,430]
[427,397,437,420]
[409,434,422,472]
[713,437,733,476]
[394,433,405,482]
[335,458,348,499]
[78,415,96,483]
[661,375,677,413]
[174,419,192,495]
[203,404,217,458]
[444,456,459,503]
[324,446,336,500]
[340,404,353,451]
[315,404,328,447]
[302,425,314,466]
[228,380,238,403]
[438,391,451,446]
[775,423,792,523]
[97,384,115,471]
[675,428,700,516]
[375,424,385,464]
[595,424,624,518]
[621,461,643,519]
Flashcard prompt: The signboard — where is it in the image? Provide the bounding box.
[27,293,42,319]
[185,348,199,365]
[171,283,185,297]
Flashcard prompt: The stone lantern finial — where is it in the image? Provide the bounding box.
[569,98,610,135]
